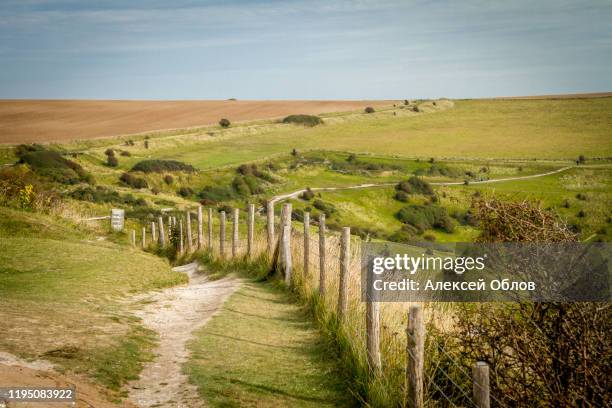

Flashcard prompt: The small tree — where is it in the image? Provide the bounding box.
[219,118,231,128]
[364,106,375,113]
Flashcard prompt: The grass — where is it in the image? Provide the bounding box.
[0,206,187,398]
[185,280,354,407]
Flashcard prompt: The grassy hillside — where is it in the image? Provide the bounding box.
[0,207,187,399]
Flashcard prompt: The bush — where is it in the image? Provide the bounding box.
[69,186,148,207]
[219,118,231,128]
[394,191,409,202]
[120,151,131,157]
[199,185,236,203]
[396,204,454,233]
[151,187,160,195]
[131,160,196,173]
[144,140,149,149]
[576,193,588,201]
[300,187,315,200]
[578,154,586,164]
[107,155,119,167]
[119,173,148,189]
[396,176,434,196]
[282,114,324,127]
[104,148,115,157]
[19,149,93,185]
[364,106,375,113]
[313,199,336,217]
[164,175,174,185]
[177,187,194,197]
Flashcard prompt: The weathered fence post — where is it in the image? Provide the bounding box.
[197,206,203,249]
[366,297,381,373]
[473,362,490,408]
[151,221,156,243]
[178,219,184,254]
[407,305,424,408]
[219,211,226,258]
[303,212,310,276]
[281,203,292,286]
[207,208,213,249]
[247,203,255,258]
[232,208,239,258]
[318,214,326,297]
[131,229,136,247]
[158,216,165,247]
[337,227,350,321]
[186,211,192,252]
[266,201,275,257]
[141,227,146,249]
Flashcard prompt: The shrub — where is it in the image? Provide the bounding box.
[69,186,148,207]
[394,191,409,202]
[19,149,93,185]
[347,154,357,163]
[164,175,174,185]
[364,106,375,113]
[576,193,588,201]
[144,140,149,149]
[151,187,160,195]
[396,204,454,233]
[120,151,131,157]
[396,176,434,196]
[578,154,586,164]
[313,199,336,217]
[404,99,410,105]
[291,148,298,157]
[131,160,196,173]
[177,187,194,197]
[107,155,119,167]
[577,210,586,218]
[282,114,323,127]
[300,188,315,200]
[199,185,235,203]
[119,173,148,189]
[104,148,115,157]
[219,118,231,128]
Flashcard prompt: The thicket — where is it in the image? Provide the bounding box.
[396,203,454,233]
[282,114,324,127]
[119,173,148,189]
[69,186,147,207]
[131,160,196,173]
[16,145,93,185]
[395,176,434,196]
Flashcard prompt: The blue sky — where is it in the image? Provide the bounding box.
[1,0,611,99]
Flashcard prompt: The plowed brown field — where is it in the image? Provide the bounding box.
[0,99,396,144]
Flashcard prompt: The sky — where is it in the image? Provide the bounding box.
[0,0,611,100]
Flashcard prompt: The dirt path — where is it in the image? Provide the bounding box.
[269,166,574,204]
[128,263,240,408]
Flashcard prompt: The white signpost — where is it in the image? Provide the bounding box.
[110,209,125,231]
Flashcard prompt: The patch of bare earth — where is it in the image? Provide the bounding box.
[0,99,397,143]
[128,263,239,408]
[0,352,134,408]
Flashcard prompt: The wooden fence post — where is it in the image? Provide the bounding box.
[158,216,165,247]
[366,298,381,373]
[247,203,255,258]
[267,201,275,257]
[318,214,326,297]
[179,219,184,254]
[151,221,156,243]
[473,362,490,408]
[141,227,146,249]
[337,227,350,321]
[232,208,239,258]
[281,203,292,285]
[407,305,424,408]
[186,211,192,252]
[197,206,203,249]
[207,208,213,249]
[131,229,136,247]
[303,212,310,276]
[219,211,226,258]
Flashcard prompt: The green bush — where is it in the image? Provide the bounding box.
[394,191,409,202]
[396,204,454,233]
[282,114,323,127]
[119,173,148,189]
[107,155,119,167]
[301,187,315,200]
[198,185,236,204]
[177,187,194,197]
[131,160,196,173]
[313,199,336,217]
[164,175,174,185]
[19,149,93,185]
[396,176,434,196]
[69,186,147,206]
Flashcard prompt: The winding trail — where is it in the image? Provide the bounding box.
[128,263,240,408]
[269,166,574,204]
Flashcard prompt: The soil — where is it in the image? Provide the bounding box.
[127,263,240,408]
[0,100,396,143]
